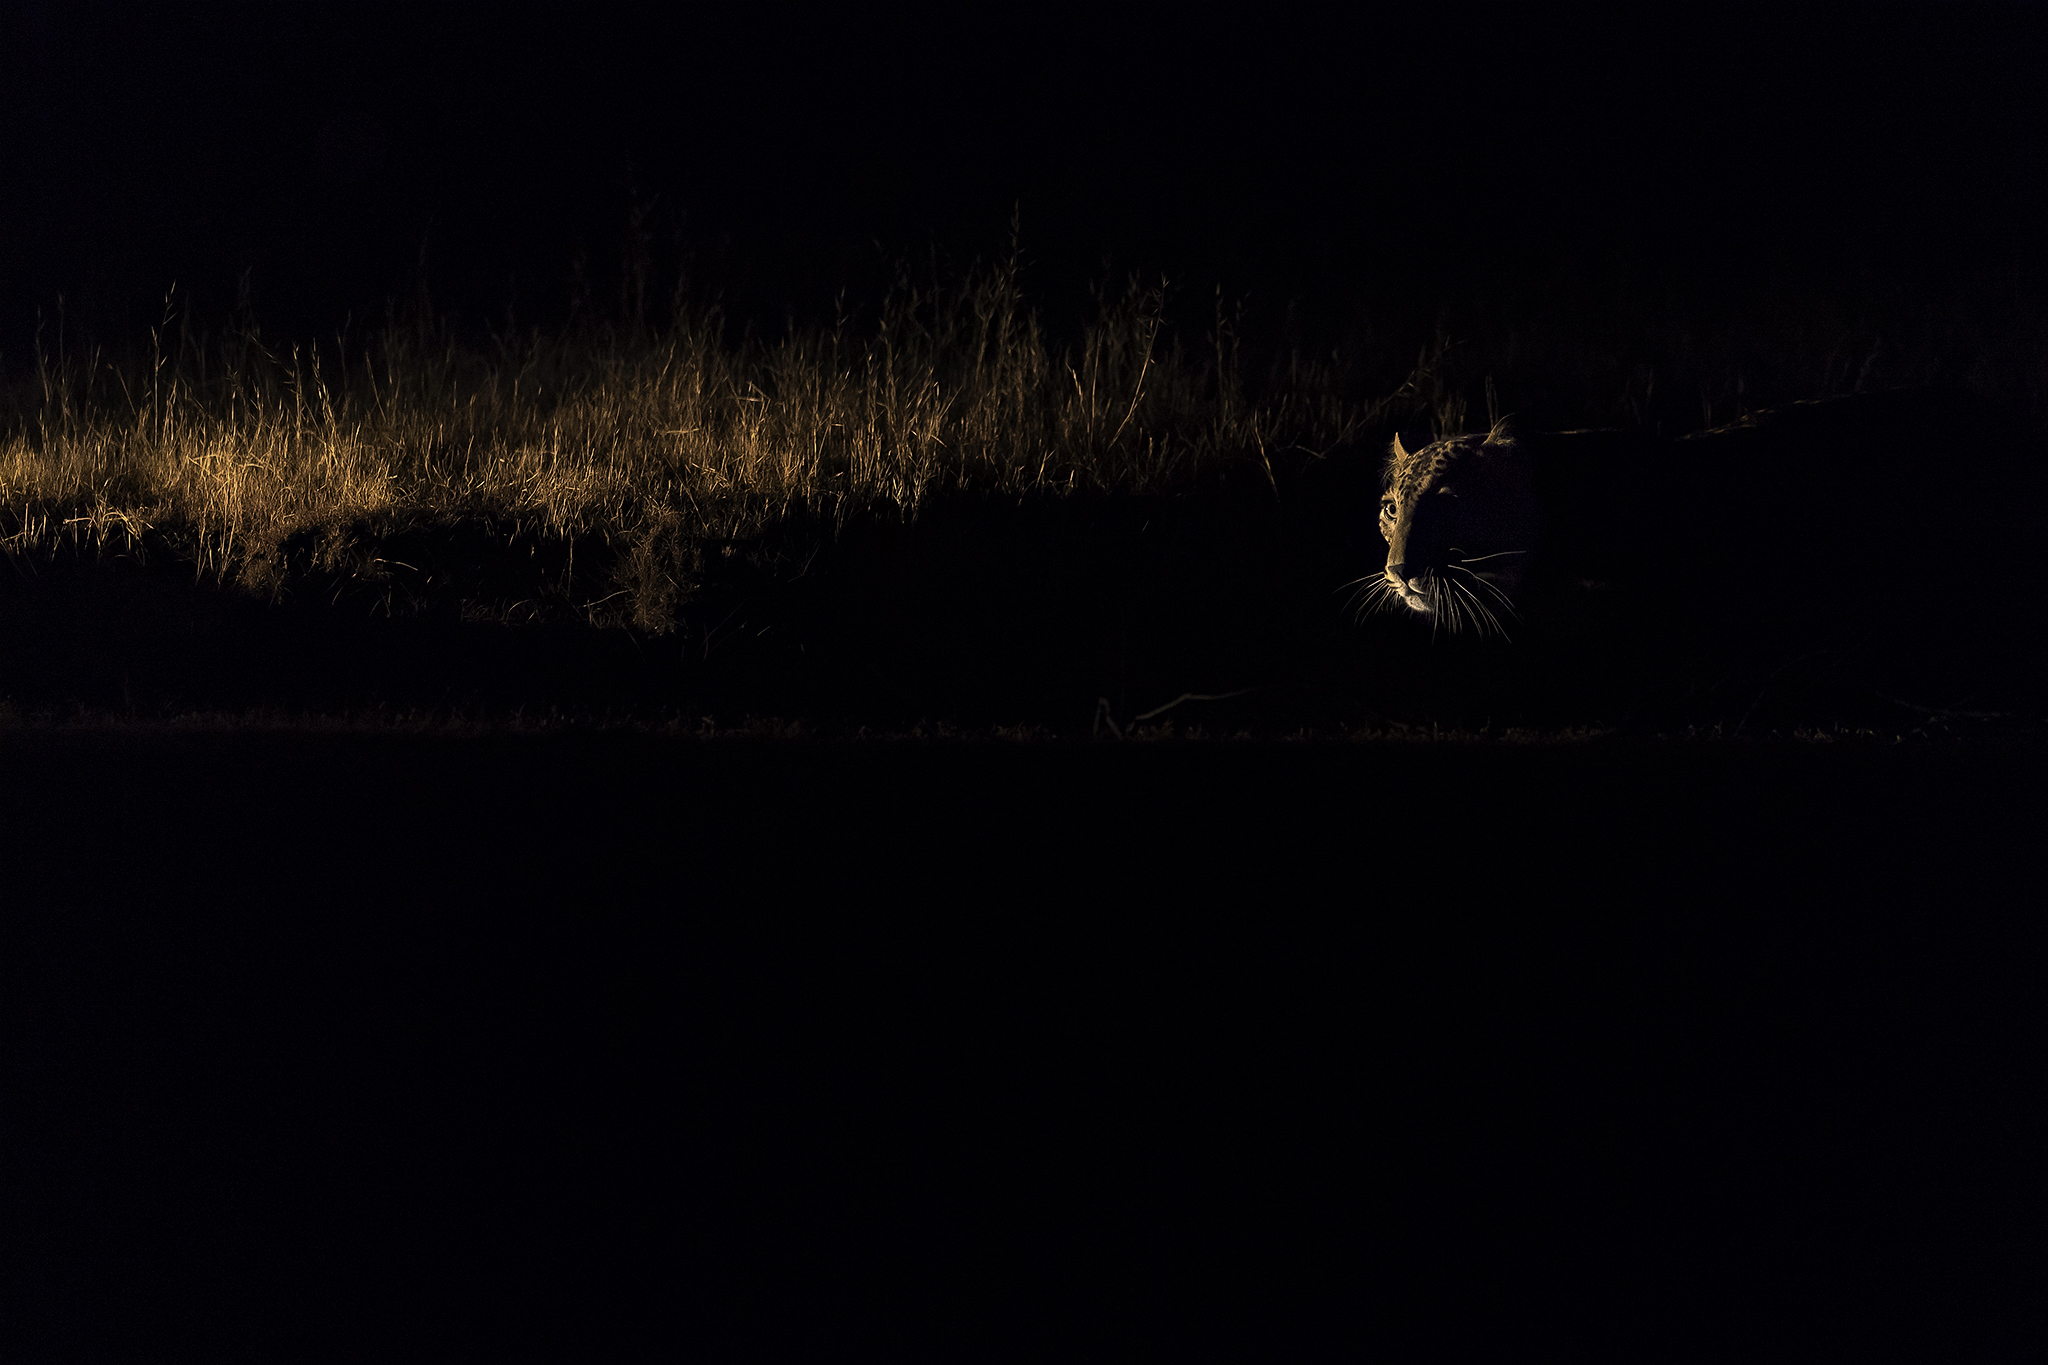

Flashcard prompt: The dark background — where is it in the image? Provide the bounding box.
[6,8,2047,1361]
[5,2,2045,367]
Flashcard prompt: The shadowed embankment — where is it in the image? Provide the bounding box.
[4,727,2042,1360]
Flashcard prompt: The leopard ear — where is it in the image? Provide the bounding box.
[1392,433,1410,461]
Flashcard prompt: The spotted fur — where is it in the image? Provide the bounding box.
[1350,425,1538,636]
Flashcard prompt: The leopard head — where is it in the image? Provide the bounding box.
[1365,429,1537,635]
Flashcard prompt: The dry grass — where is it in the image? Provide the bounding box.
[6,235,2039,635]
[0,255,1381,629]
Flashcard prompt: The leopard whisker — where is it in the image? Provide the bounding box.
[1360,591,1399,623]
[1469,595,1493,637]
[1450,579,1503,638]
[1340,573,1403,623]
[1449,581,1499,634]
[1447,563,1521,616]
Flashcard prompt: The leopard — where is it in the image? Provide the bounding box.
[1353,388,1967,642]
[1356,426,1539,636]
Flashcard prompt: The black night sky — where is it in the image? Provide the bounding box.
[6,4,2044,358]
